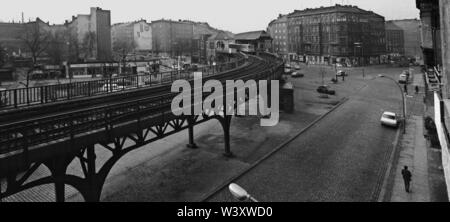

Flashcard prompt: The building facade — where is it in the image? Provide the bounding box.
[112,19,152,53]
[416,0,450,200]
[151,19,194,57]
[386,19,422,59]
[385,22,405,55]
[67,7,112,61]
[234,30,273,53]
[267,14,288,59]
[206,31,235,63]
[286,4,386,65]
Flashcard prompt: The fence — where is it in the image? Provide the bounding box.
[0,58,246,110]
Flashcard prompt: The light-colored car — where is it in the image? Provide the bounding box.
[101,84,125,92]
[381,112,399,128]
[336,70,347,77]
[399,74,408,84]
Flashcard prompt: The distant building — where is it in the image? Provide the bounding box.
[234,30,273,53]
[151,19,231,60]
[386,19,421,59]
[66,7,112,61]
[112,19,152,52]
[151,19,195,57]
[267,14,288,59]
[286,4,386,65]
[0,7,113,64]
[385,22,405,55]
[206,31,235,63]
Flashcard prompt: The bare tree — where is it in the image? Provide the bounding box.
[113,38,136,75]
[46,31,65,65]
[0,43,6,68]
[18,21,51,87]
[81,31,96,61]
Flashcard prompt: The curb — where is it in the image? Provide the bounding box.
[375,126,403,202]
[200,97,350,202]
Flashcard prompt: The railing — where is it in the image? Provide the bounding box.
[0,58,247,110]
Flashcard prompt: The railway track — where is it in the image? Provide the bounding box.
[0,54,282,156]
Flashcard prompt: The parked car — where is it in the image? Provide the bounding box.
[399,74,408,84]
[381,111,399,128]
[317,85,336,95]
[336,70,347,77]
[291,71,304,78]
[0,88,7,107]
[101,84,125,92]
[429,78,439,84]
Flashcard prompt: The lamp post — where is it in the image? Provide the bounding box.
[354,42,363,66]
[379,74,407,134]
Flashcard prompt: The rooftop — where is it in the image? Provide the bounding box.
[234,30,271,40]
[288,4,383,18]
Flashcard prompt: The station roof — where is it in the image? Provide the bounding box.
[234,30,272,41]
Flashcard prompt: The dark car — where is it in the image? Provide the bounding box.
[317,85,336,95]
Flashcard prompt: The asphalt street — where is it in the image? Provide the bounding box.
[207,66,416,202]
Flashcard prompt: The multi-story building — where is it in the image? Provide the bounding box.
[66,7,112,61]
[416,0,450,200]
[286,4,386,65]
[151,19,194,57]
[385,22,405,55]
[267,14,288,59]
[111,19,152,53]
[151,19,229,59]
[386,19,422,59]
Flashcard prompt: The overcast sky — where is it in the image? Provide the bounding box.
[0,0,420,33]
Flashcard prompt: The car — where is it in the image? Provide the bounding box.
[291,72,304,78]
[336,70,347,77]
[399,74,408,84]
[336,63,343,68]
[429,78,439,84]
[381,112,399,128]
[0,88,7,106]
[101,84,125,92]
[293,64,301,70]
[317,85,336,95]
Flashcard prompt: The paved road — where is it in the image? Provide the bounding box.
[208,68,413,202]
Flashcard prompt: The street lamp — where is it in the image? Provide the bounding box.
[354,42,363,66]
[378,74,407,134]
[228,183,258,202]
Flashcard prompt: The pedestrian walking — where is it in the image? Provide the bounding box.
[404,84,408,94]
[401,166,412,193]
[415,85,419,94]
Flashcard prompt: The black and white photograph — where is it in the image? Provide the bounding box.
[0,0,449,210]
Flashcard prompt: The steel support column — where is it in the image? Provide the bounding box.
[49,157,68,203]
[186,116,198,149]
[220,115,233,158]
[85,145,99,202]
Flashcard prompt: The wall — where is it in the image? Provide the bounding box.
[133,21,152,51]
[440,0,450,99]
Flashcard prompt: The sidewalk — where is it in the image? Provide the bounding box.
[387,113,449,202]
[390,116,430,202]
